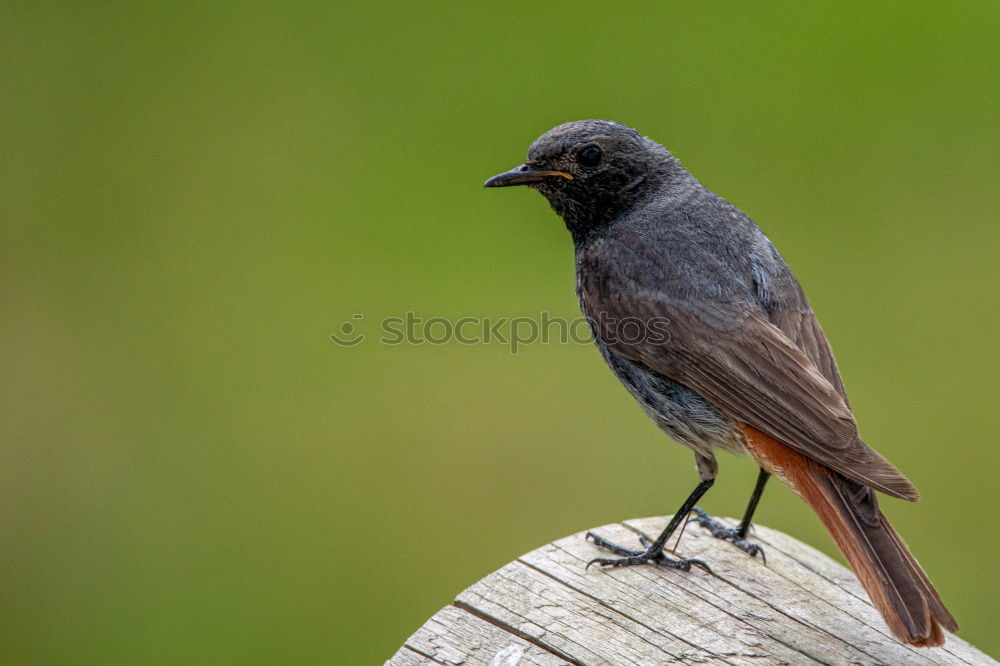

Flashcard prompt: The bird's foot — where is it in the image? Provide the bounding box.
[688,507,765,563]
[585,530,712,574]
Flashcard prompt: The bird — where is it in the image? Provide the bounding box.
[483,119,957,647]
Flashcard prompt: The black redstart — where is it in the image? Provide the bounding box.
[484,120,957,646]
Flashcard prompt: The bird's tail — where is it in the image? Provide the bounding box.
[741,425,958,647]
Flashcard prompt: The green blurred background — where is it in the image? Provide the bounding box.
[2,2,998,663]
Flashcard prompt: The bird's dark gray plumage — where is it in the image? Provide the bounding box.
[484,119,957,646]
[489,119,909,495]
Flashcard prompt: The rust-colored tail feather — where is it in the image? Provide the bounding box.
[741,425,958,647]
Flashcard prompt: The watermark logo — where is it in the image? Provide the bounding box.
[330,312,670,354]
[329,313,367,347]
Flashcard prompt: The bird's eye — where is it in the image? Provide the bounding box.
[577,144,602,168]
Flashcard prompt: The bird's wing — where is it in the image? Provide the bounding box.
[582,285,918,500]
[764,281,850,404]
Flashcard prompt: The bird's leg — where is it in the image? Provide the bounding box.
[690,468,769,562]
[586,479,714,574]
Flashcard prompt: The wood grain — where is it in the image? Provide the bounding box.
[387,517,994,665]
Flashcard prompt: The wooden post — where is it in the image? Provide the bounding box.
[388,516,993,665]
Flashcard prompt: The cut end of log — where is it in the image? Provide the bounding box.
[388,516,992,665]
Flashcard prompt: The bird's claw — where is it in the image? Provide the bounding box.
[585,530,712,574]
[689,507,766,564]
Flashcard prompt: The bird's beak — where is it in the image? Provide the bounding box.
[483,164,574,188]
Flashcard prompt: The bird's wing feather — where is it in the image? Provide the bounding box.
[583,285,918,500]
[765,281,850,403]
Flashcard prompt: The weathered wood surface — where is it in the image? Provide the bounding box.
[388,516,994,666]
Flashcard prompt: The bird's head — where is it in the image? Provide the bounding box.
[485,120,683,236]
